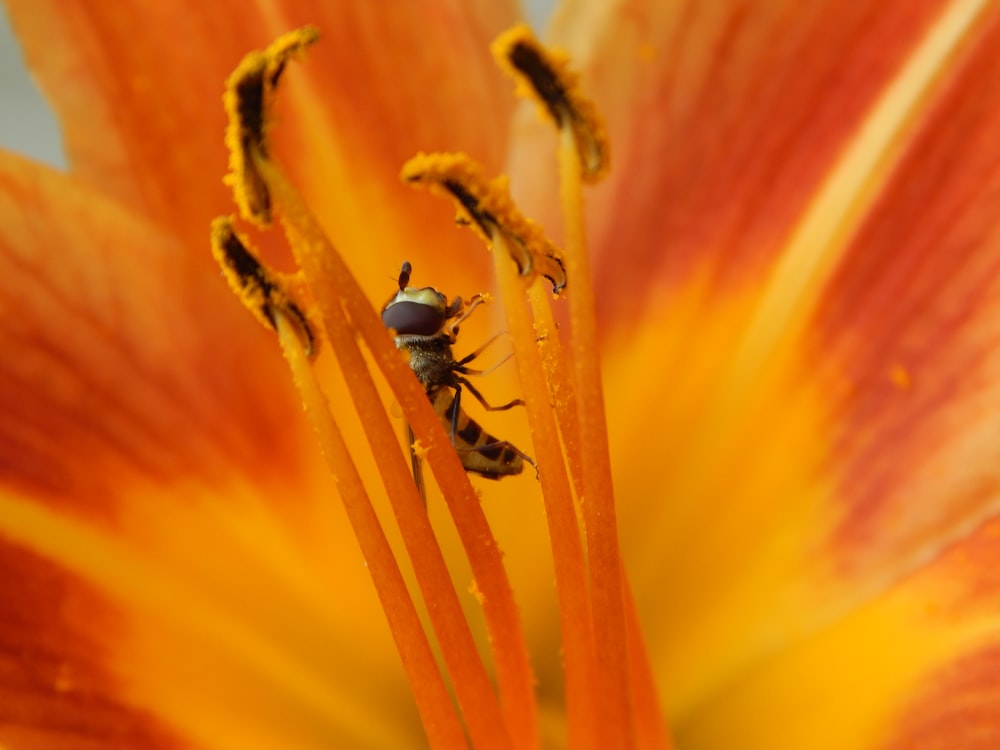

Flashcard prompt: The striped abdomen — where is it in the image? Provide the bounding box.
[430,387,524,479]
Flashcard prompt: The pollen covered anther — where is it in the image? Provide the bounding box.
[210,216,317,357]
[401,152,567,294]
[223,26,319,225]
[492,24,608,182]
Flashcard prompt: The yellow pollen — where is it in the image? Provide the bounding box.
[209,216,317,357]
[492,23,609,181]
[410,438,429,461]
[401,151,567,294]
[223,26,319,226]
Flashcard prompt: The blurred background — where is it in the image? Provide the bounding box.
[0,1,556,169]
[0,5,62,166]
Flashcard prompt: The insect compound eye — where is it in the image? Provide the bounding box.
[382,300,446,336]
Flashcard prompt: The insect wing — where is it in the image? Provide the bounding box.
[407,423,428,506]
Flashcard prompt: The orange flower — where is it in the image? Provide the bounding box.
[3,1,1000,749]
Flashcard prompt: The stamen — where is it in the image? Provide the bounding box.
[555,84,644,750]
[488,230,601,750]
[209,216,317,357]
[492,24,609,181]
[221,36,539,747]
[407,145,637,747]
[495,28,671,749]
[401,152,567,294]
[216,24,671,750]
[526,283,583,495]
[272,310,468,750]
[258,152,535,750]
[223,26,319,226]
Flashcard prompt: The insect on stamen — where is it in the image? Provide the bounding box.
[381,261,535,490]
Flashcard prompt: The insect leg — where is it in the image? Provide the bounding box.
[455,375,524,412]
[456,332,516,375]
[454,331,509,368]
[445,293,487,337]
[455,352,514,376]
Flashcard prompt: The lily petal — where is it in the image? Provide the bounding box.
[879,517,1000,750]
[678,515,1000,750]
[0,149,310,498]
[6,0,520,295]
[513,0,977,324]
[815,7,1000,591]
[521,0,1000,736]
[0,152,423,746]
[0,490,423,748]
[0,542,180,749]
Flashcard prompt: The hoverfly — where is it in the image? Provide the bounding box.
[381,261,534,495]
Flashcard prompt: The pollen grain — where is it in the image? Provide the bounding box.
[401,151,567,294]
[223,26,319,226]
[209,216,316,357]
[492,23,608,181]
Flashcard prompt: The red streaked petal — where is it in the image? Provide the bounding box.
[0,482,422,748]
[0,543,181,749]
[880,515,1000,750]
[271,0,524,302]
[512,0,976,326]
[814,5,1000,589]
[5,2,249,247]
[0,150,311,506]
[0,152,438,747]
[884,644,1000,750]
[677,515,1000,750]
[592,0,1000,728]
[6,1,520,296]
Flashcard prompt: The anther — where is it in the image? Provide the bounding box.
[401,152,567,294]
[210,216,317,357]
[492,24,609,182]
[223,26,319,226]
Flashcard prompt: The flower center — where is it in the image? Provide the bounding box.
[210,24,669,750]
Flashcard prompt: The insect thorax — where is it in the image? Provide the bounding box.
[394,332,458,389]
